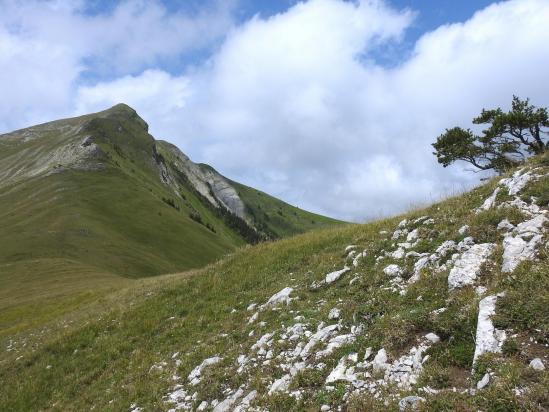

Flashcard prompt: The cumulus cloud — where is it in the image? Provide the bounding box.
[0,0,234,131]
[176,0,549,220]
[2,0,549,221]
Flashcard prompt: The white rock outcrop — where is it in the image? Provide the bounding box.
[263,287,294,307]
[325,267,351,284]
[500,168,535,196]
[188,356,221,386]
[477,187,500,212]
[502,214,546,272]
[448,243,496,290]
[473,295,506,366]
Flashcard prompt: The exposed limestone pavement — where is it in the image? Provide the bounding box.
[129,165,548,411]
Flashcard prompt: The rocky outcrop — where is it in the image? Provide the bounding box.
[447,243,497,290]
[473,295,506,366]
[158,142,247,219]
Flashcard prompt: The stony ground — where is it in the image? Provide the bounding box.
[2,158,548,411]
[126,164,548,412]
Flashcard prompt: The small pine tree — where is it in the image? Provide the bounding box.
[433,96,548,173]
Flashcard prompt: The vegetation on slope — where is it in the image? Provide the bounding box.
[1,154,547,411]
[229,179,342,239]
[0,105,344,335]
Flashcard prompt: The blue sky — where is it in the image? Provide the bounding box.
[77,0,500,79]
[1,0,548,221]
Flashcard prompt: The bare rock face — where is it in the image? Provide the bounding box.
[500,168,536,196]
[502,214,547,272]
[160,143,247,219]
[448,243,496,290]
[473,295,506,366]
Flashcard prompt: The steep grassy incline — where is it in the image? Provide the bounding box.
[230,179,342,239]
[0,105,342,278]
[0,104,243,279]
[1,155,547,411]
[0,104,343,336]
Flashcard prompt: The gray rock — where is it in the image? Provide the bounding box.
[502,234,543,273]
[263,287,294,307]
[398,395,425,411]
[325,267,351,284]
[477,373,490,389]
[458,225,470,235]
[497,219,515,232]
[500,168,536,195]
[328,308,340,320]
[477,187,500,212]
[473,295,506,365]
[373,348,389,372]
[530,358,545,371]
[383,264,403,277]
[448,243,496,290]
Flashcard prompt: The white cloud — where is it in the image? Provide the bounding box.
[76,69,191,141]
[2,0,549,221]
[184,0,549,220]
[0,0,233,132]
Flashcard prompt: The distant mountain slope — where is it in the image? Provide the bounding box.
[0,104,343,281]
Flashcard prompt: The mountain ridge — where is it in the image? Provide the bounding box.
[0,105,343,334]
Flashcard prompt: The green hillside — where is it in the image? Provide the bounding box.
[229,179,341,238]
[1,154,547,411]
[0,105,341,278]
[0,104,342,335]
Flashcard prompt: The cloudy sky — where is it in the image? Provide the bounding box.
[1,0,549,221]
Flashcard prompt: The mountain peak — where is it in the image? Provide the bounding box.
[96,103,149,132]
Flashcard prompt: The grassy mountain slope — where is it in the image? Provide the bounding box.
[1,155,547,411]
[229,179,341,239]
[0,104,342,336]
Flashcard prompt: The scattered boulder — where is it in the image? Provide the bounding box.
[448,243,496,290]
[398,395,425,411]
[213,388,244,412]
[530,358,545,371]
[497,219,515,232]
[325,267,351,284]
[328,308,340,320]
[373,349,389,372]
[263,287,294,307]
[473,295,506,366]
[477,187,500,212]
[476,373,491,390]
[268,374,291,395]
[383,264,403,277]
[188,356,221,386]
[458,225,470,235]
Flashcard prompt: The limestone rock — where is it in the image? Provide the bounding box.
[373,349,389,372]
[473,295,506,366]
[325,267,351,284]
[530,358,545,371]
[188,356,221,386]
[383,264,403,277]
[476,373,490,390]
[264,287,294,307]
[328,308,340,320]
[448,243,496,290]
[398,395,425,411]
